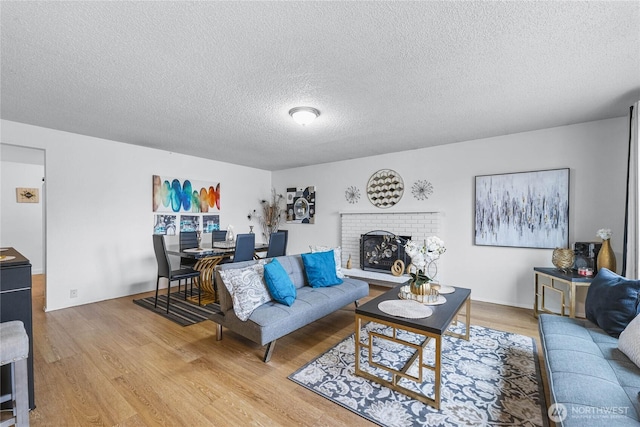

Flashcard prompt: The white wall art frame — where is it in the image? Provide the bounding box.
[286,186,316,224]
[474,168,570,248]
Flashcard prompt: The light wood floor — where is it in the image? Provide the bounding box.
[24,275,549,426]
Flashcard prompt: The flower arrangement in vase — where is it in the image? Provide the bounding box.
[597,228,612,240]
[404,236,446,297]
[248,188,285,242]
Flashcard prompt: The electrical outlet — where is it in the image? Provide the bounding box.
[70,289,78,298]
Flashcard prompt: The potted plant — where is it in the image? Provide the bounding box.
[404,237,446,298]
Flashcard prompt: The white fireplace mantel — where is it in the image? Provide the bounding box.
[339,210,442,215]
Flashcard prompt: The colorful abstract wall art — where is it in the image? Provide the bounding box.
[474,168,569,248]
[286,186,316,224]
[153,215,177,235]
[152,175,221,213]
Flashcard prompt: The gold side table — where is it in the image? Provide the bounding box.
[533,267,594,318]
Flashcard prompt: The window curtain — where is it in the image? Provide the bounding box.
[622,102,639,278]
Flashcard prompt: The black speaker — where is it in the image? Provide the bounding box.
[572,242,602,270]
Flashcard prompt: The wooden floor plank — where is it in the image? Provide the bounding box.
[26,274,548,426]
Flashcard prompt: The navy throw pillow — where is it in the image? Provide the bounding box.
[301,250,343,288]
[585,268,640,337]
[263,259,296,306]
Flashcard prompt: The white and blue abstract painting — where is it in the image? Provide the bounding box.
[475,168,569,248]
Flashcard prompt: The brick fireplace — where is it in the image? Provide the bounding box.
[340,211,442,276]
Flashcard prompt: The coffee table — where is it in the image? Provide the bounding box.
[354,283,471,409]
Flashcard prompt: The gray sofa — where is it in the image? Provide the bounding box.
[210,254,369,362]
[539,314,640,426]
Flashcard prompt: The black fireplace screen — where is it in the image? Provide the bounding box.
[360,231,411,273]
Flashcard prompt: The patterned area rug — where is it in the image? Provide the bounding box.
[289,322,548,427]
[133,290,220,326]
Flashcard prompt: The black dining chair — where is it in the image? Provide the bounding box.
[277,229,288,254]
[232,233,255,263]
[211,230,227,243]
[266,231,287,258]
[152,234,201,313]
[179,231,198,268]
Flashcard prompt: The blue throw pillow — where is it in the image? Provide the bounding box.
[585,268,640,337]
[263,259,296,306]
[301,250,344,288]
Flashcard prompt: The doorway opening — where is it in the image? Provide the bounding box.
[0,144,47,310]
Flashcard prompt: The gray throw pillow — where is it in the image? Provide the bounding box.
[618,313,640,368]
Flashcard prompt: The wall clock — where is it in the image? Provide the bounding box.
[366,169,404,208]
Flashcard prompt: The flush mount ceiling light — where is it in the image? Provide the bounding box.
[289,106,320,126]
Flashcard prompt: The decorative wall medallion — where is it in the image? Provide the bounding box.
[16,187,39,203]
[345,186,360,204]
[411,180,434,201]
[366,169,404,208]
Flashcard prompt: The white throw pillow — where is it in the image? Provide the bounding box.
[219,262,271,321]
[310,245,345,278]
[618,312,640,368]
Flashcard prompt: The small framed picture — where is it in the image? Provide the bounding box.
[16,187,39,203]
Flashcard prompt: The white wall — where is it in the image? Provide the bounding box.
[273,117,629,310]
[1,116,629,312]
[0,160,45,273]
[1,120,272,311]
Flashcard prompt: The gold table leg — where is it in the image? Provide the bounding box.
[192,256,224,305]
[354,296,471,410]
[534,273,540,318]
[446,296,471,341]
[354,314,443,409]
[569,282,576,318]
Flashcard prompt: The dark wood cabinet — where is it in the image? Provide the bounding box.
[0,247,35,410]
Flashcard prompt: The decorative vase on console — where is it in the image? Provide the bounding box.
[596,228,616,273]
[404,237,446,302]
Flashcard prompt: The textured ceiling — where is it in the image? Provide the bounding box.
[2,1,639,171]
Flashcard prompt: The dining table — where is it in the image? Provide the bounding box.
[166,241,268,304]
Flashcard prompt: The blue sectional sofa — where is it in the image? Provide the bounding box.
[539,314,640,426]
[210,254,369,362]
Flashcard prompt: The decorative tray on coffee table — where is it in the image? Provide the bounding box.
[398,285,448,305]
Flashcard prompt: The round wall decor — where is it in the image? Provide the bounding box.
[366,169,404,208]
[345,186,360,204]
[411,180,434,201]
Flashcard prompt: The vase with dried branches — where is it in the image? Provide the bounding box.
[248,189,284,242]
